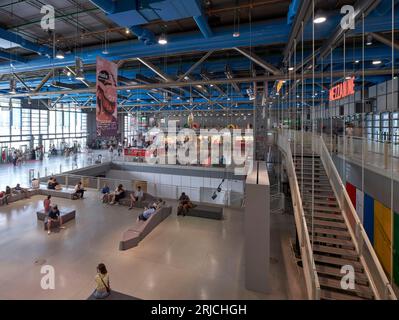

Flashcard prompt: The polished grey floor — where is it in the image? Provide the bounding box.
[0,189,305,300]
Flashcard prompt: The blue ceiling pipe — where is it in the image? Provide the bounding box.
[0,27,52,57]
[89,0,157,45]
[287,0,300,25]
[193,15,213,38]
[0,50,27,63]
[1,7,397,74]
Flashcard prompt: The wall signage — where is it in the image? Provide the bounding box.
[329,77,355,101]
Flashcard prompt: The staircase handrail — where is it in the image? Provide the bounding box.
[277,129,321,300]
[318,135,397,300]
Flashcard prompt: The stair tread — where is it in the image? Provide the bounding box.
[318,277,373,299]
[303,205,341,213]
[313,244,358,257]
[314,254,363,269]
[307,212,344,221]
[320,289,367,300]
[313,236,353,247]
[306,219,347,229]
[310,227,351,237]
[316,265,368,282]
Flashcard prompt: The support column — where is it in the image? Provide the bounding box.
[245,161,270,293]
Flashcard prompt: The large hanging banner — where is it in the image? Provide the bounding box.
[96,56,118,137]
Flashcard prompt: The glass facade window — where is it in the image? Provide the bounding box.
[0,98,89,151]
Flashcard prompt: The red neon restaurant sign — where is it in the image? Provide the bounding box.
[329,77,355,101]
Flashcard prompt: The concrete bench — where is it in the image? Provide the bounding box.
[185,204,223,220]
[118,192,156,208]
[39,188,80,200]
[119,206,172,251]
[37,209,76,230]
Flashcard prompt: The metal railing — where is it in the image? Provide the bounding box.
[318,135,397,300]
[277,129,321,300]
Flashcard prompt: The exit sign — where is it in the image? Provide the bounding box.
[329,77,355,101]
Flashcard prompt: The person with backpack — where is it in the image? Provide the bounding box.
[93,263,111,299]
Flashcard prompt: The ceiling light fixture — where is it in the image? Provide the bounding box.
[55,50,65,59]
[366,34,373,46]
[158,33,168,45]
[313,10,327,24]
[372,60,382,65]
[288,67,294,71]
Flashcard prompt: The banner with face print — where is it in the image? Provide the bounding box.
[96,57,118,137]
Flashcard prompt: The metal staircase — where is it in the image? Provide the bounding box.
[294,154,374,300]
[276,129,396,300]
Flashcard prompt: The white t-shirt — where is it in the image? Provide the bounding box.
[134,190,143,198]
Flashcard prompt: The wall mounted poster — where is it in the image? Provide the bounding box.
[96,56,118,137]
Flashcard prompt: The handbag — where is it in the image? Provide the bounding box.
[100,276,111,293]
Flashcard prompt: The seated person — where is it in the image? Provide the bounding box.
[109,184,125,205]
[137,205,157,222]
[152,198,165,210]
[14,183,28,195]
[43,195,51,214]
[31,178,40,189]
[47,205,65,235]
[47,177,57,190]
[177,192,194,216]
[5,186,12,197]
[74,181,85,199]
[0,190,10,205]
[101,184,110,202]
[128,186,144,210]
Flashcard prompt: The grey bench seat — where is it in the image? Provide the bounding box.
[185,204,223,220]
[105,191,156,208]
[36,209,76,230]
[119,206,172,251]
[39,188,79,200]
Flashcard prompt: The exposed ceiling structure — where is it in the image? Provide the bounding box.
[0,0,397,112]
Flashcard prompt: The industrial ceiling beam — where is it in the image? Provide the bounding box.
[200,70,226,96]
[3,69,397,98]
[136,58,173,82]
[225,65,242,95]
[283,0,314,62]
[319,0,382,59]
[12,72,50,109]
[369,32,399,51]
[234,47,282,75]
[33,70,54,93]
[65,66,92,88]
[178,50,215,81]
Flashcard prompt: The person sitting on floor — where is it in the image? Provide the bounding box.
[93,263,110,299]
[43,195,51,214]
[109,184,125,205]
[47,205,65,235]
[128,186,144,210]
[177,192,194,216]
[101,184,110,202]
[74,181,85,199]
[137,205,157,221]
